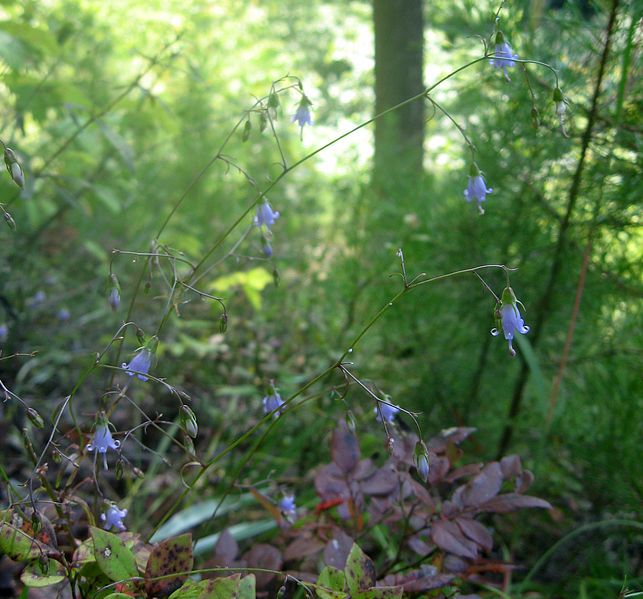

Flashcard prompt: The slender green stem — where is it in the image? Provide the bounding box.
[148,262,510,538]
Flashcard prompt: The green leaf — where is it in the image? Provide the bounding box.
[104,594,135,599]
[169,574,256,599]
[90,526,139,582]
[150,494,257,543]
[20,559,66,587]
[344,543,376,595]
[318,566,346,591]
[210,268,273,311]
[0,510,54,562]
[145,533,193,597]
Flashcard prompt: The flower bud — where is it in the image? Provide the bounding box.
[180,405,198,438]
[3,210,16,230]
[413,441,430,483]
[259,111,268,132]
[183,434,195,456]
[219,312,228,333]
[344,410,357,433]
[242,119,252,142]
[26,407,44,429]
[4,147,25,188]
[108,274,121,311]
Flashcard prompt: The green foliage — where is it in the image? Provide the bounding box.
[0,0,640,597]
[90,526,139,582]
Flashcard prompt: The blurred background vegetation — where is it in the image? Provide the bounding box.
[0,0,640,596]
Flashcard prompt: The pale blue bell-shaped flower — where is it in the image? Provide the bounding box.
[263,392,284,418]
[254,201,280,230]
[279,494,296,516]
[101,504,128,531]
[87,422,121,470]
[292,96,313,132]
[122,348,152,381]
[491,287,530,357]
[375,401,400,424]
[464,173,493,214]
[491,33,519,81]
[108,287,120,311]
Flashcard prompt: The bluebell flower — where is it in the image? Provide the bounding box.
[108,287,120,311]
[27,290,46,309]
[416,453,430,483]
[464,164,493,214]
[122,348,152,381]
[262,243,273,258]
[101,504,128,532]
[57,308,70,322]
[0,324,8,343]
[87,421,121,470]
[279,494,296,517]
[292,95,313,138]
[263,391,284,418]
[491,32,518,81]
[375,400,400,424]
[254,200,280,230]
[491,287,530,357]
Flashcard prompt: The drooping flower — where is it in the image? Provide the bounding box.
[464,164,493,215]
[263,391,284,418]
[254,200,280,230]
[101,504,128,531]
[0,324,8,343]
[292,95,313,138]
[375,400,400,424]
[108,287,120,311]
[27,290,46,309]
[57,308,70,322]
[491,32,519,81]
[279,494,296,517]
[87,421,121,470]
[122,348,153,381]
[262,242,273,258]
[491,287,530,357]
[417,453,430,482]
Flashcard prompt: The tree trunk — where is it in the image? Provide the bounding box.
[373,0,425,185]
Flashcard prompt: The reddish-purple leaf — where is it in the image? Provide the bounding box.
[444,463,483,483]
[430,520,479,560]
[382,569,455,592]
[331,422,360,474]
[324,530,353,570]
[213,528,239,565]
[427,455,451,484]
[428,427,476,452]
[516,469,534,493]
[283,535,325,562]
[454,517,493,552]
[478,493,552,514]
[315,463,349,500]
[500,455,523,479]
[461,462,503,507]
[360,465,399,496]
[243,543,282,589]
[407,534,434,556]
